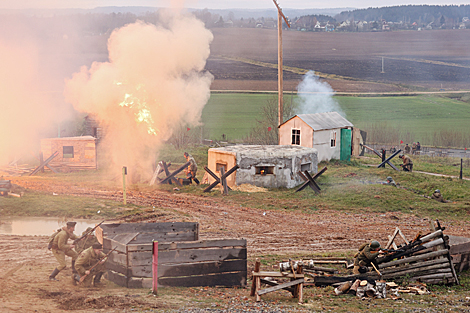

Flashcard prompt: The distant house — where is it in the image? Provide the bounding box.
[279,112,358,162]
[41,136,97,171]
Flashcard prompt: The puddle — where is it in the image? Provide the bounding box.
[0,217,102,236]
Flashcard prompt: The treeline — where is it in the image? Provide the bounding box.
[335,5,470,24]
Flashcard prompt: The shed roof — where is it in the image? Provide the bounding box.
[282,112,353,131]
[43,136,96,141]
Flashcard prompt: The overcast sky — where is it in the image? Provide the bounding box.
[1,0,468,10]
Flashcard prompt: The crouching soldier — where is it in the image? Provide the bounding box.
[353,240,383,275]
[399,154,413,172]
[49,221,79,281]
[74,243,107,287]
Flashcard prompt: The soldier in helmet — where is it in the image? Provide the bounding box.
[431,189,449,203]
[399,154,413,172]
[353,240,384,275]
[381,176,397,187]
[75,227,100,255]
[184,152,199,185]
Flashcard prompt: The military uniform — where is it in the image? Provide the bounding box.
[75,228,99,254]
[353,243,380,275]
[75,246,107,287]
[404,144,411,154]
[400,155,413,172]
[184,153,200,185]
[49,222,79,281]
[431,191,448,203]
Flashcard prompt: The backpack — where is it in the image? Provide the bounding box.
[354,243,368,258]
[47,229,62,250]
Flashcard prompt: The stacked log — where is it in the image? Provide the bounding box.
[366,230,459,285]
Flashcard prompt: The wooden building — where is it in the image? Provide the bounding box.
[40,136,97,171]
[279,112,358,162]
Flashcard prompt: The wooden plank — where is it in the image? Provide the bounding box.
[160,161,190,185]
[379,258,449,275]
[450,241,470,255]
[107,270,128,288]
[106,259,130,276]
[158,247,247,264]
[257,278,304,296]
[157,271,247,287]
[128,251,153,266]
[111,233,139,245]
[107,251,128,266]
[253,271,304,278]
[379,249,448,268]
[250,259,260,297]
[99,222,198,236]
[259,278,295,294]
[419,278,455,284]
[158,259,247,278]
[103,238,127,254]
[127,277,153,289]
[133,232,199,244]
[380,263,451,279]
[398,229,410,245]
[156,239,247,251]
[385,228,400,249]
[411,272,454,280]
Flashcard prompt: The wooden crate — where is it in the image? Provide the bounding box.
[98,222,246,288]
[104,237,247,288]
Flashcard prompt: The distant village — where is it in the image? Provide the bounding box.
[202,14,470,32]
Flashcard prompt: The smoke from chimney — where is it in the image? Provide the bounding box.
[64,10,213,181]
[295,70,345,117]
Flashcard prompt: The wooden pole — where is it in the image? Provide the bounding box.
[277,10,283,131]
[122,166,127,205]
[460,158,463,179]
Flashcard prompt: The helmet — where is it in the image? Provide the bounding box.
[387,176,393,181]
[399,154,404,158]
[370,240,381,250]
[435,189,440,193]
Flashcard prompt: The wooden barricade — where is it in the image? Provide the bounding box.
[251,259,304,303]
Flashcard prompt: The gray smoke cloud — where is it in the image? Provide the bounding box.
[295,70,345,117]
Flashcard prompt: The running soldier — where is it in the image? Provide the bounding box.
[49,221,79,281]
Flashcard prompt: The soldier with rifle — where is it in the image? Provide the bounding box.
[353,240,385,275]
[74,221,104,254]
[49,221,79,281]
[74,243,109,287]
[399,154,413,172]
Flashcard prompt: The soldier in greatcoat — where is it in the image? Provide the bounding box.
[431,189,449,203]
[74,243,107,287]
[184,152,200,185]
[353,240,383,275]
[49,221,79,281]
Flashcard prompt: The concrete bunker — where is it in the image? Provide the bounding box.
[207,145,318,189]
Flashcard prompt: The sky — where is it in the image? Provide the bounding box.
[0,0,468,10]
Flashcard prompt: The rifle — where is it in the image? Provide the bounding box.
[78,246,117,284]
[381,248,405,253]
[73,221,105,245]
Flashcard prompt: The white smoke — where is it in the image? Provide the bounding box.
[295,71,345,117]
[64,10,213,181]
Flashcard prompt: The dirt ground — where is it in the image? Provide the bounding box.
[2,177,470,312]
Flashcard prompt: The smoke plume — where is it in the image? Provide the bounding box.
[295,71,345,117]
[64,10,213,181]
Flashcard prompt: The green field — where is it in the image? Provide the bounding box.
[201,93,470,146]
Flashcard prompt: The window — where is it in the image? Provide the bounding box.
[63,146,74,158]
[255,166,274,175]
[216,163,227,173]
[291,129,300,145]
[301,163,311,172]
[331,131,337,147]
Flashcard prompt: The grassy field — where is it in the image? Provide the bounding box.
[202,93,470,147]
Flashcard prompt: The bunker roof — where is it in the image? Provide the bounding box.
[209,145,317,158]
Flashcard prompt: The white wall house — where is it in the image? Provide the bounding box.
[279,112,354,162]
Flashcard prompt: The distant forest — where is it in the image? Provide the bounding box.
[335,5,470,24]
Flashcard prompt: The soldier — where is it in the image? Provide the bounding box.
[353,240,383,275]
[74,243,107,287]
[184,152,200,185]
[431,189,449,203]
[399,154,413,172]
[411,142,417,155]
[49,221,79,281]
[75,227,100,255]
[416,142,421,154]
[381,176,397,187]
[404,144,411,154]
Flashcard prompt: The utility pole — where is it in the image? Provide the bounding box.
[272,0,290,138]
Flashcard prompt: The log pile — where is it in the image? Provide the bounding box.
[354,229,459,285]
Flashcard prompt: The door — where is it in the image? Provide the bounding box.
[340,128,352,161]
